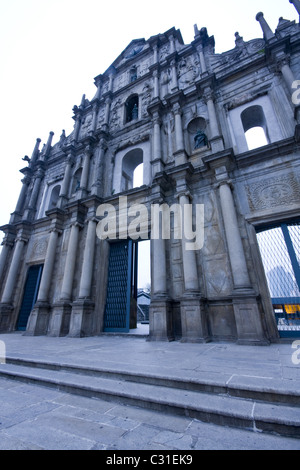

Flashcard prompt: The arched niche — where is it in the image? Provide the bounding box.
[187,117,209,152]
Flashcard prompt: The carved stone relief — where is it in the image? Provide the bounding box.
[246,173,300,211]
[177,56,200,89]
[109,99,122,133]
[79,114,93,138]
[159,44,170,62]
[29,238,48,261]
[141,82,152,117]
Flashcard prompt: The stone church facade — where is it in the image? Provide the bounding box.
[0,4,300,344]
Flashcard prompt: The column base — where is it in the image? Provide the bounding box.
[68,299,95,338]
[25,301,51,336]
[173,149,188,166]
[209,136,224,153]
[48,301,72,337]
[148,296,174,342]
[180,294,211,343]
[232,289,269,346]
[0,303,14,332]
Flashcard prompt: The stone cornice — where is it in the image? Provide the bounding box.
[234,136,300,169]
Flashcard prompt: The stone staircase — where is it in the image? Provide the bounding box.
[0,356,299,439]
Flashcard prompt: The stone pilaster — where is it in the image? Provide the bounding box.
[1,235,27,304]
[0,232,27,332]
[60,222,81,300]
[26,226,61,336]
[91,138,107,196]
[78,144,93,198]
[171,100,187,166]
[149,238,174,342]
[23,167,44,220]
[149,185,174,342]
[203,87,224,152]
[58,153,74,207]
[0,235,14,286]
[215,166,268,345]
[177,183,209,343]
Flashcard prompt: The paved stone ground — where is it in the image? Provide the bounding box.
[0,332,300,450]
[0,376,299,450]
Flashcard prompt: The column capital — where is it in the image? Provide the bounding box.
[49,227,62,236]
[176,190,193,202]
[172,102,182,115]
[203,86,215,103]
[73,221,84,230]
[84,144,93,157]
[21,175,31,185]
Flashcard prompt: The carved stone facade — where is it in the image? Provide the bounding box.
[0,6,299,344]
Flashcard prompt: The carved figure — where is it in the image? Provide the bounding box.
[194,129,208,148]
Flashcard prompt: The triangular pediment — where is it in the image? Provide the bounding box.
[107,38,147,72]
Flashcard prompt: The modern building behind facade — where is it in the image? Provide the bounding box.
[0,3,300,344]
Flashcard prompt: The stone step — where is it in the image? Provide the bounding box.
[0,360,299,439]
[5,356,300,406]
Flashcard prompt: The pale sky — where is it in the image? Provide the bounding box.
[0,0,298,248]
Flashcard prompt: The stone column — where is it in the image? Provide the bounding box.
[91,138,106,196]
[26,227,61,336]
[178,193,209,342]
[0,237,13,285]
[256,12,274,40]
[151,111,164,175]
[48,222,81,336]
[1,236,26,304]
[80,145,92,194]
[179,194,200,292]
[23,168,44,219]
[216,167,268,344]
[15,176,30,214]
[68,218,97,337]
[36,229,59,303]
[104,97,111,125]
[198,45,207,74]
[152,237,167,296]
[58,154,73,206]
[172,103,187,166]
[73,114,82,142]
[89,102,99,135]
[204,88,219,138]
[60,223,80,300]
[153,69,159,98]
[218,181,251,290]
[280,59,296,93]
[204,87,224,152]
[170,59,178,92]
[0,233,26,332]
[78,218,97,299]
[149,237,174,342]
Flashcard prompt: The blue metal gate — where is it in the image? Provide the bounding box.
[17,264,43,331]
[104,241,133,332]
[257,222,300,338]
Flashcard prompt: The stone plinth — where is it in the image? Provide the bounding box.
[68,300,95,337]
